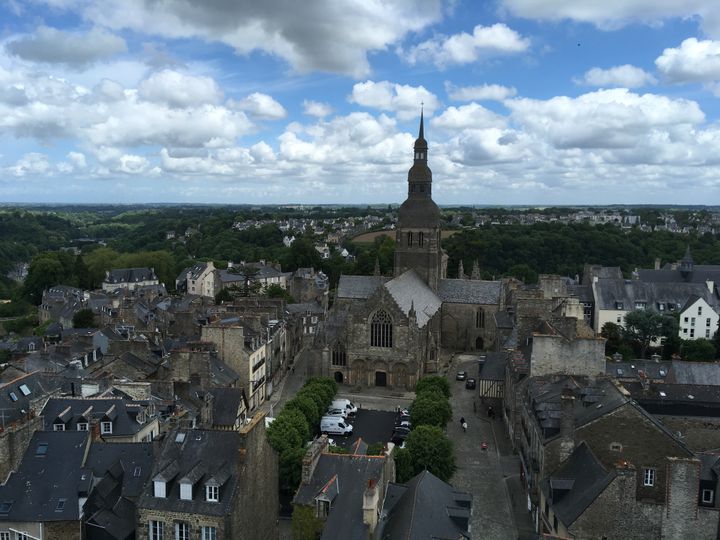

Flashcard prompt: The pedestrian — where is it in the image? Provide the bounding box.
[462,420,467,432]
[459,416,465,429]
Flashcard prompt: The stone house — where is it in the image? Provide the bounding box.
[136,411,278,540]
[176,261,219,298]
[102,267,159,293]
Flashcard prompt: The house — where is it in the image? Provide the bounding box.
[377,470,472,539]
[679,295,719,340]
[176,261,219,298]
[286,301,326,339]
[136,412,278,540]
[102,268,159,293]
[292,436,391,539]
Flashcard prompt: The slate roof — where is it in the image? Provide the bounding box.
[41,398,151,436]
[210,387,247,427]
[438,278,502,305]
[593,279,719,311]
[85,442,154,499]
[138,429,241,517]
[105,268,157,285]
[0,371,64,425]
[637,265,720,285]
[294,454,386,540]
[541,442,614,527]
[494,311,514,329]
[336,275,388,299]
[0,430,90,522]
[668,361,720,386]
[377,470,472,540]
[286,301,325,315]
[606,360,672,381]
[480,352,508,381]
[384,270,441,328]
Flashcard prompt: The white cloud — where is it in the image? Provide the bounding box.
[404,23,529,67]
[66,0,444,77]
[6,152,52,176]
[576,65,657,88]
[433,103,506,130]
[5,26,127,67]
[303,100,333,118]
[230,92,287,120]
[349,81,439,121]
[499,0,720,36]
[68,151,87,168]
[118,154,149,174]
[139,69,223,108]
[445,82,517,101]
[655,38,720,83]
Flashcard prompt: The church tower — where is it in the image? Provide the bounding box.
[394,111,446,290]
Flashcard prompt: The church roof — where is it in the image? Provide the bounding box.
[385,270,441,328]
[336,275,388,299]
[438,279,502,305]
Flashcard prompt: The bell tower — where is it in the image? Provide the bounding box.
[394,110,446,290]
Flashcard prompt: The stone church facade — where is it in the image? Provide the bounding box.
[313,114,502,390]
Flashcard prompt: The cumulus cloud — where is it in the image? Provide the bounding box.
[65,0,443,77]
[576,65,657,88]
[139,69,223,108]
[433,103,506,130]
[505,89,705,149]
[303,100,333,118]
[349,81,439,121]
[68,151,87,168]
[6,152,52,176]
[499,0,720,36]
[118,154,149,174]
[445,82,517,101]
[6,26,127,68]
[655,38,720,83]
[230,93,287,120]
[404,23,529,67]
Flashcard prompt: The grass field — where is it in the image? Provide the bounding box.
[352,229,457,243]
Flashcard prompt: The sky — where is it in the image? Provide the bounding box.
[2,1,720,206]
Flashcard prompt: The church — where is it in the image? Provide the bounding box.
[313,113,503,390]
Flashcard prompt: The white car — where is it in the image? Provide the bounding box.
[325,407,348,418]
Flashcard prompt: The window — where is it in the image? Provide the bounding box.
[635,302,646,310]
[35,443,48,456]
[418,232,424,246]
[610,442,623,452]
[476,309,485,329]
[684,317,689,323]
[616,316,622,323]
[702,489,714,504]
[690,329,695,338]
[370,310,393,348]
[206,485,219,502]
[18,385,30,396]
[15,534,28,540]
[707,330,711,338]
[201,526,217,540]
[53,423,65,431]
[101,421,113,434]
[0,532,9,540]
[175,522,190,540]
[707,318,712,327]
[149,520,164,540]
[76,423,88,431]
[699,306,703,315]
[683,328,688,334]
[643,468,655,487]
[407,232,413,246]
[55,499,66,512]
[180,482,192,501]
[317,499,330,518]
[8,392,17,402]
[154,480,166,498]
[615,302,624,310]
[691,317,696,327]
[331,343,347,366]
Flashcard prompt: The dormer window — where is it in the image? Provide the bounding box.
[76,423,88,431]
[206,484,219,502]
[153,480,166,498]
[180,482,192,501]
[101,421,113,434]
[53,423,65,431]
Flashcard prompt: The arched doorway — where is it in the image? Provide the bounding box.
[375,371,387,387]
[334,371,344,384]
[394,364,408,389]
[475,336,484,350]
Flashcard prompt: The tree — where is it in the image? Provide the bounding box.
[681,339,717,362]
[405,425,456,482]
[623,310,666,359]
[415,376,451,399]
[410,393,453,428]
[72,308,96,328]
[600,322,624,356]
[266,284,295,303]
[285,395,321,428]
[394,447,414,483]
[266,415,304,455]
[214,288,233,304]
[291,504,324,540]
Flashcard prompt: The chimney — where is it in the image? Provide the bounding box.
[559,387,575,463]
[654,258,661,270]
[707,280,715,293]
[302,435,329,484]
[362,479,380,534]
[90,420,102,442]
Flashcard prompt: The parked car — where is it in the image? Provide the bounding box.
[320,416,353,436]
[391,426,411,445]
[325,407,348,418]
[456,371,467,381]
[465,378,476,390]
[331,398,358,416]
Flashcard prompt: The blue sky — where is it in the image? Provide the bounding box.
[1,1,720,206]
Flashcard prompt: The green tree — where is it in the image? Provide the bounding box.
[266,415,304,455]
[623,310,666,359]
[214,288,233,304]
[394,447,414,483]
[405,425,456,482]
[681,339,717,361]
[291,504,324,540]
[410,392,453,428]
[415,376,451,399]
[279,446,306,490]
[22,253,68,303]
[72,308,96,328]
[266,283,295,303]
[507,263,537,284]
[285,395,321,428]
[600,322,624,356]
[282,408,311,442]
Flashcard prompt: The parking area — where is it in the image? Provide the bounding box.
[329,409,397,450]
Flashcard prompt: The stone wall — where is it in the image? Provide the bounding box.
[0,415,44,480]
[530,334,605,377]
[136,509,227,540]
[655,415,720,452]
[201,325,249,390]
[662,457,719,540]
[440,302,497,352]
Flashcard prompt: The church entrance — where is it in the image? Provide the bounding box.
[334,371,344,384]
[475,337,484,350]
[375,371,387,387]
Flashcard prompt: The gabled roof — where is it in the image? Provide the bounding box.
[541,442,615,527]
[438,278,502,305]
[336,275,388,299]
[0,431,90,522]
[41,398,152,436]
[105,268,157,285]
[378,470,471,540]
[593,279,719,311]
[384,270,441,328]
[669,361,720,386]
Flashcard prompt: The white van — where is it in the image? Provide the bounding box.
[320,416,353,436]
[325,407,347,419]
[331,398,357,416]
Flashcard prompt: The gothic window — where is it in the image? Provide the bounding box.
[371,310,393,348]
[331,343,347,366]
[407,232,413,246]
[418,232,424,246]
[476,309,485,329]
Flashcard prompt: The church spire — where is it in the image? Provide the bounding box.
[418,106,424,141]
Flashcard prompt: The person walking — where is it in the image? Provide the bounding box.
[460,416,467,432]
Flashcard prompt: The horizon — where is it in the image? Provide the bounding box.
[2,2,720,205]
